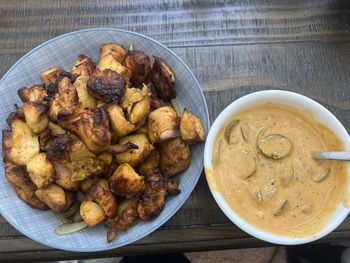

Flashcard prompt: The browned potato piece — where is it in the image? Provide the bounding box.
[74,75,97,108]
[87,69,126,104]
[106,197,139,242]
[2,130,13,163]
[54,162,79,191]
[137,169,166,220]
[100,43,127,63]
[5,163,47,210]
[80,178,95,193]
[98,152,114,165]
[150,57,175,101]
[159,138,191,177]
[115,134,154,167]
[180,110,205,143]
[80,199,106,227]
[87,179,118,218]
[18,85,47,103]
[9,119,40,166]
[48,122,66,136]
[45,134,72,161]
[148,106,180,144]
[138,150,160,176]
[49,76,79,123]
[110,163,144,198]
[69,137,96,161]
[71,54,94,77]
[6,109,25,127]
[97,53,131,82]
[71,157,106,182]
[35,183,73,213]
[40,66,65,85]
[125,85,150,128]
[22,102,48,133]
[26,153,55,188]
[123,51,152,84]
[121,86,145,114]
[64,108,112,154]
[107,104,135,138]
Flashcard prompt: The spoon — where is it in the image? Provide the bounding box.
[311,151,350,161]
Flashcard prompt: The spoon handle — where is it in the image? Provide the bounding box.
[311,151,350,161]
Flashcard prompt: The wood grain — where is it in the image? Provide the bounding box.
[1,0,350,261]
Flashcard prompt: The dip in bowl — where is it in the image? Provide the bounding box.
[204,90,350,245]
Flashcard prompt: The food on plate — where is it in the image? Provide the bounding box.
[2,42,206,242]
[210,103,347,237]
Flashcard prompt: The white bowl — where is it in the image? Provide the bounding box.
[204,90,350,245]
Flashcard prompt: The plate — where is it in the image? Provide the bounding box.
[0,28,209,252]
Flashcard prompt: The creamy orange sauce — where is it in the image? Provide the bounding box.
[211,103,348,237]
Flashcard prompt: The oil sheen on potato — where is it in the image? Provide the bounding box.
[211,103,348,237]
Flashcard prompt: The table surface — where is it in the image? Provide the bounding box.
[1,0,350,261]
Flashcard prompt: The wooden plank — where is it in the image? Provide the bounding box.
[1,0,350,55]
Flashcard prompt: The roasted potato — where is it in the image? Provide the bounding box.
[79,178,95,193]
[180,110,205,143]
[150,57,175,101]
[87,179,118,218]
[5,163,47,210]
[106,197,139,242]
[40,66,65,85]
[124,85,150,128]
[167,179,181,195]
[138,150,160,176]
[47,122,66,136]
[159,137,191,177]
[35,183,74,213]
[97,53,131,81]
[74,75,97,109]
[2,130,13,163]
[107,104,135,138]
[148,106,179,144]
[49,76,79,123]
[18,85,47,103]
[80,199,106,227]
[26,153,55,188]
[110,163,144,198]
[100,43,127,63]
[115,134,153,167]
[22,102,48,133]
[45,134,72,161]
[98,152,114,166]
[137,169,166,220]
[9,118,40,166]
[87,69,125,104]
[71,54,94,77]
[108,142,138,155]
[54,162,79,191]
[71,157,106,182]
[6,109,25,127]
[69,137,96,161]
[123,50,152,84]
[38,129,52,151]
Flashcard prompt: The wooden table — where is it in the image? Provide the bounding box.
[1,0,350,261]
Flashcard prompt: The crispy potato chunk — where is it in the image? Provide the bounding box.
[40,67,65,85]
[100,43,127,63]
[87,69,125,104]
[65,108,112,154]
[26,153,55,188]
[80,199,106,227]
[107,104,135,138]
[18,85,47,103]
[45,134,72,161]
[54,162,79,191]
[138,150,160,176]
[5,163,47,210]
[35,183,73,213]
[87,179,118,218]
[38,129,52,151]
[150,57,175,101]
[110,163,144,198]
[48,122,66,136]
[148,106,180,144]
[137,169,166,220]
[74,75,97,108]
[97,53,131,81]
[71,157,106,182]
[9,119,40,166]
[106,197,139,242]
[159,138,191,177]
[49,76,79,122]
[180,110,205,143]
[22,102,48,133]
[69,137,96,161]
[123,51,152,84]
[2,130,13,163]
[6,109,25,127]
[115,134,153,167]
[71,54,94,77]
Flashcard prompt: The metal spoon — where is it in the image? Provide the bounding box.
[311,151,350,161]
